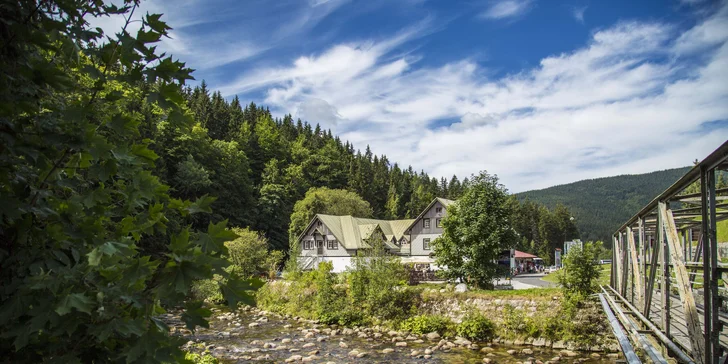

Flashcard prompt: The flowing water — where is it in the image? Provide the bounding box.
[169,307,621,363]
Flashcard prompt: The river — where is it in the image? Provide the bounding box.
[168,306,621,363]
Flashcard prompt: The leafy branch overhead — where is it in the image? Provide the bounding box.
[0,1,249,361]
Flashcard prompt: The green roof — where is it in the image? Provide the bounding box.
[311,214,414,250]
[300,197,454,251]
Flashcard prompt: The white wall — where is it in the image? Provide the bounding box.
[410,233,440,256]
[322,257,353,273]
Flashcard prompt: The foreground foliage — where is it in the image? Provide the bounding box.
[0,1,250,361]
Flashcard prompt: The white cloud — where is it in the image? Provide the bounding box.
[572,6,587,24]
[87,0,347,71]
[218,3,728,192]
[480,0,534,20]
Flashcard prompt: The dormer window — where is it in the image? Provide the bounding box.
[423,218,430,228]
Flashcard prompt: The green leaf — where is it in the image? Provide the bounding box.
[131,144,159,162]
[194,220,237,254]
[170,228,190,253]
[180,301,210,331]
[145,13,171,34]
[56,293,94,316]
[187,194,216,214]
[220,278,256,309]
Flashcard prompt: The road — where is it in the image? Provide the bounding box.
[511,272,557,289]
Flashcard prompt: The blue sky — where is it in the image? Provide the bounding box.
[94,0,728,192]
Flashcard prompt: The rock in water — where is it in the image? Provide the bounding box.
[426,332,441,341]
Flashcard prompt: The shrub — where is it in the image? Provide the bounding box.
[457,311,496,341]
[559,241,603,299]
[401,314,452,335]
[225,227,270,278]
[191,276,225,304]
[500,304,527,338]
[185,351,219,364]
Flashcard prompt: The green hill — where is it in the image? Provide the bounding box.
[516,167,691,243]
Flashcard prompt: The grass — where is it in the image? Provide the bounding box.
[539,263,611,286]
[417,282,562,300]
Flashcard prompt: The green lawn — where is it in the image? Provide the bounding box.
[540,263,611,286]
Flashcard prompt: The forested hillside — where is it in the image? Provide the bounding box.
[516,167,692,243]
[153,82,468,251]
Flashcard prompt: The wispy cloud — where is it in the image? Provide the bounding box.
[480,0,534,20]
[572,6,587,24]
[87,0,348,71]
[220,4,728,192]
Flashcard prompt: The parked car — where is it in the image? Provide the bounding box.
[544,266,559,274]
[599,259,612,265]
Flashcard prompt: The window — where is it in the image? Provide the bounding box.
[303,240,314,250]
[423,238,431,250]
[316,221,323,228]
[327,240,338,250]
[436,207,442,213]
[423,218,430,228]
[436,218,442,228]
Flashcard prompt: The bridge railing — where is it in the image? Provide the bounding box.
[610,140,728,364]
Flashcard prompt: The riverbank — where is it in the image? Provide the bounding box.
[169,305,621,363]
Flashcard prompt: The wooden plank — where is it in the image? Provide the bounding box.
[658,207,670,336]
[660,202,706,363]
[644,224,661,317]
[627,227,643,307]
[622,232,630,297]
[615,235,623,293]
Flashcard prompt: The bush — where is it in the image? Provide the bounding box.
[559,241,603,299]
[185,351,219,364]
[401,314,452,335]
[191,276,225,304]
[225,227,270,278]
[457,312,496,341]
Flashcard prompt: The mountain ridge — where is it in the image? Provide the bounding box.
[515,166,692,243]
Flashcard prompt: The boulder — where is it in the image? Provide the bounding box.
[395,342,408,347]
[507,349,517,355]
[339,342,348,348]
[382,348,395,354]
[454,283,468,293]
[426,332,441,341]
[285,355,303,362]
[522,348,534,355]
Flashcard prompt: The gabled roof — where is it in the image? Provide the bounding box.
[404,197,456,233]
[302,214,414,250]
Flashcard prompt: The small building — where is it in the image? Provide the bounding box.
[514,250,540,273]
[296,198,455,272]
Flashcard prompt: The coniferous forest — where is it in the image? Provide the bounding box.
[159,81,469,251]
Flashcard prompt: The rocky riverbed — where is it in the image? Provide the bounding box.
[164,306,621,363]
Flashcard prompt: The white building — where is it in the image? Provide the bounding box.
[296,198,454,272]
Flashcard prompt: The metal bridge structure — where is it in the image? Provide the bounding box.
[604,140,728,363]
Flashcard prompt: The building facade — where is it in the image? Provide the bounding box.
[297,198,454,272]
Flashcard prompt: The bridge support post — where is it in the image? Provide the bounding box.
[701,166,722,364]
[660,202,705,363]
[627,227,642,308]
